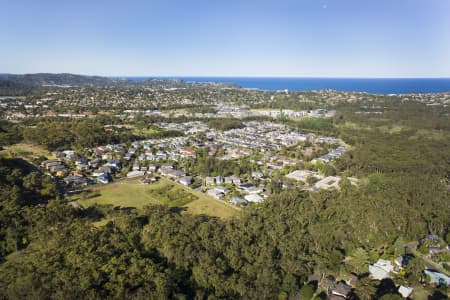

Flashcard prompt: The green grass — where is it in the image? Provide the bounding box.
[76,178,238,219]
[2,143,54,160]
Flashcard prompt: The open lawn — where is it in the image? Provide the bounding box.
[76,178,239,219]
[1,143,54,160]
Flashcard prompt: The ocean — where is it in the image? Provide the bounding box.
[125,77,450,94]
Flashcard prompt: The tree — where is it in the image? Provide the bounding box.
[354,277,376,300]
[347,248,370,275]
[299,284,314,300]
[405,257,424,284]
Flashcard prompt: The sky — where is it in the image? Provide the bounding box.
[0,0,449,77]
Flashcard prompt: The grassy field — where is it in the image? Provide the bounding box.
[76,178,239,219]
[2,143,53,159]
[1,143,54,162]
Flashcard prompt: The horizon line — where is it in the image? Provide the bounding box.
[2,72,450,79]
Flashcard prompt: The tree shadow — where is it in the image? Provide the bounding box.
[375,278,399,298]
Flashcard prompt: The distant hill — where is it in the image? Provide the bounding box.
[0,73,236,89]
[0,73,126,87]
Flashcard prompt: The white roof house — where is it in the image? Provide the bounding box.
[369,259,394,280]
[285,170,323,183]
[398,286,413,298]
[314,176,341,190]
[127,171,145,178]
[244,194,263,203]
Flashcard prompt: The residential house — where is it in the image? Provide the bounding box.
[424,270,450,286]
[244,194,263,203]
[215,176,224,185]
[224,177,234,185]
[97,173,110,184]
[346,274,358,289]
[166,170,186,179]
[369,259,394,280]
[230,196,247,206]
[179,176,193,186]
[398,286,413,298]
[159,165,174,176]
[214,186,230,194]
[205,177,215,185]
[231,177,241,185]
[314,176,341,190]
[127,171,145,178]
[207,189,224,200]
[64,176,89,189]
[331,282,352,299]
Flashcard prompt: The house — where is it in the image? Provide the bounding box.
[179,176,193,186]
[207,189,224,200]
[244,194,263,203]
[127,171,145,178]
[166,170,186,179]
[245,186,264,194]
[205,177,215,185]
[41,160,62,169]
[369,259,394,280]
[180,147,196,158]
[148,165,157,172]
[239,183,260,193]
[424,269,450,286]
[224,177,234,184]
[159,165,174,176]
[215,176,224,185]
[331,282,352,299]
[64,176,89,189]
[230,196,247,206]
[285,170,323,184]
[346,274,358,288]
[92,169,107,177]
[99,165,115,175]
[231,177,241,185]
[97,173,110,184]
[314,176,341,191]
[106,160,121,170]
[398,286,413,298]
[214,186,230,194]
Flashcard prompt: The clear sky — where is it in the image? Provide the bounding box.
[1,0,449,77]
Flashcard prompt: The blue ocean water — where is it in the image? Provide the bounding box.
[124,77,450,94]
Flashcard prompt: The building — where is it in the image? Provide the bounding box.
[207,189,224,200]
[179,176,193,186]
[127,171,145,178]
[314,176,341,190]
[205,177,215,185]
[285,170,323,184]
[398,286,413,298]
[369,259,394,280]
[424,270,450,286]
[244,194,263,203]
[331,282,352,299]
[230,196,247,206]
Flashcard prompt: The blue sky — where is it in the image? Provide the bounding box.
[1,0,449,77]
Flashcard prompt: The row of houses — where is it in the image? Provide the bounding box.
[215,121,314,152]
